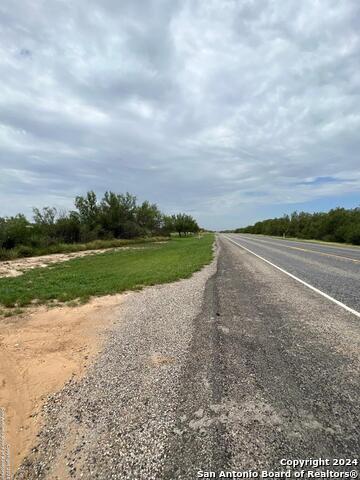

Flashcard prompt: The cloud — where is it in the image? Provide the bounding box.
[0,0,359,228]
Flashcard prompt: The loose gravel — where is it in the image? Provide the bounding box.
[16,248,217,479]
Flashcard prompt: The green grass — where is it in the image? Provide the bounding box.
[0,234,214,308]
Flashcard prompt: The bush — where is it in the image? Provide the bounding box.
[15,245,34,257]
[0,215,32,249]
[0,248,18,261]
[344,224,360,245]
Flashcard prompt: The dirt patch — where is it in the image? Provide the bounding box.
[0,242,169,279]
[0,294,124,472]
[0,247,133,278]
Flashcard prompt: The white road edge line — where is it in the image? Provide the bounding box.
[223,235,360,319]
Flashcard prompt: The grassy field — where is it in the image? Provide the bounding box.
[0,234,214,309]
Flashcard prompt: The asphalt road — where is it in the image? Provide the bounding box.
[17,235,360,479]
[163,235,360,477]
[226,233,360,313]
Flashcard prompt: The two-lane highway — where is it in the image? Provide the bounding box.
[18,234,360,479]
[164,235,360,476]
[226,234,360,314]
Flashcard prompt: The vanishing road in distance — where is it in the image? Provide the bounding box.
[19,234,360,479]
[167,234,360,476]
[225,233,360,312]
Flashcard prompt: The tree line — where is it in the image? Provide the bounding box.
[234,207,360,245]
[0,191,200,256]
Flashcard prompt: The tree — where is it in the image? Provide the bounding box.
[171,213,199,236]
[33,206,57,226]
[55,211,81,243]
[99,191,138,238]
[136,201,162,234]
[0,214,31,249]
[75,191,99,228]
[161,215,174,235]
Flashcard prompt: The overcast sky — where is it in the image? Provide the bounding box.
[1,0,359,229]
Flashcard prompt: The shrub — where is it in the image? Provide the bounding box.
[15,245,34,257]
[0,215,32,249]
[0,248,18,261]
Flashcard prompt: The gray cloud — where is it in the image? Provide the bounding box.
[0,0,360,228]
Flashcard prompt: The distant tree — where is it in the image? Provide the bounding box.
[0,214,31,249]
[0,190,203,255]
[344,222,360,245]
[235,206,360,245]
[75,191,99,228]
[172,213,199,236]
[161,215,175,234]
[32,206,60,245]
[99,191,137,238]
[136,201,162,234]
[55,211,81,243]
[33,206,57,225]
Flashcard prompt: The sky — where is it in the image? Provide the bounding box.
[0,0,360,230]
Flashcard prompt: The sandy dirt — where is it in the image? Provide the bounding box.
[0,294,124,472]
[0,248,123,278]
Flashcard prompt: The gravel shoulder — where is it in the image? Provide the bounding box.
[15,236,360,479]
[15,242,218,479]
